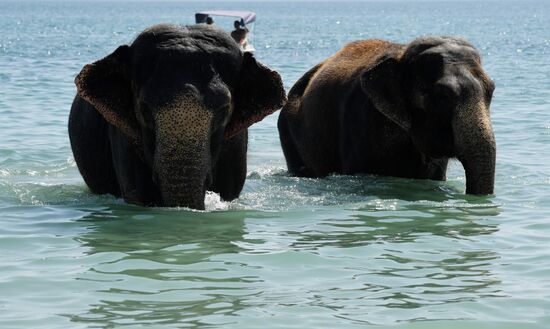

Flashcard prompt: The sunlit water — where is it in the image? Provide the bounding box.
[1,1,550,328]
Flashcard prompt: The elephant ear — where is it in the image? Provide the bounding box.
[75,45,140,145]
[225,52,287,139]
[360,56,411,132]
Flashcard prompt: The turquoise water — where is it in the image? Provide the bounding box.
[1,1,550,328]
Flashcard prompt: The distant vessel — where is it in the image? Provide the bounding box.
[195,10,256,52]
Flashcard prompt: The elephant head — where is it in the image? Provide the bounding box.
[361,36,496,194]
[74,24,286,209]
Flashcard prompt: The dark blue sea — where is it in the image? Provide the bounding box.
[1,1,549,328]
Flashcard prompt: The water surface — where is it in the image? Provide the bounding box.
[1,1,549,328]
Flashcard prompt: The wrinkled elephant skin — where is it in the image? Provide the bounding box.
[69,24,286,209]
[278,36,495,195]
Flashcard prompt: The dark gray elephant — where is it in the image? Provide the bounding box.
[69,24,286,209]
[278,36,495,194]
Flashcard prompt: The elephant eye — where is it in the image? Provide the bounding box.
[136,101,154,129]
[430,84,459,117]
[216,102,231,112]
[212,104,232,128]
[434,86,454,101]
[221,104,233,124]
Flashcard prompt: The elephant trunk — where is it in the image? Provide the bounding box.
[153,99,213,209]
[453,100,496,195]
[155,161,208,209]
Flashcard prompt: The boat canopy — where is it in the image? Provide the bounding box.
[195,11,256,25]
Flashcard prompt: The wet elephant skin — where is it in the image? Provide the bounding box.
[278,36,495,194]
[69,24,286,209]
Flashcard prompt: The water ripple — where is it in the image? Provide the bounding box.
[1,1,550,328]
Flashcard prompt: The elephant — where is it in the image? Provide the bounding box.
[278,36,496,194]
[69,24,286,209]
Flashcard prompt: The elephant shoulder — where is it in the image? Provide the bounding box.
[323,40,402,80]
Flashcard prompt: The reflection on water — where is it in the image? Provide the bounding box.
[71,207,252,326]
[1,0,549,327]
[68,195,501,327]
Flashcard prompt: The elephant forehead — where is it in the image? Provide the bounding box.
[412,44,481,66]
[133,24,240,57]
[131,26,242,84]
[134,52,239,103]
[153,94,213,144]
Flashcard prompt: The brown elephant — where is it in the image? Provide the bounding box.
[69,24,286,209]
[278,36,495,194]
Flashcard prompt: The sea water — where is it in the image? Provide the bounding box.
[0,1,549,328]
